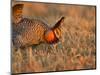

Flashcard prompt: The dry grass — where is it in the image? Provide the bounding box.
[12,2,96,74]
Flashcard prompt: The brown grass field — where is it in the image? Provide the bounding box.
[11,1,96,74]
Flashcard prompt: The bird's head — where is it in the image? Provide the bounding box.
[12,4,24,24]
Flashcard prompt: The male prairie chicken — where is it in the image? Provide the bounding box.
[12,4,65,49]
[12,4,65,71]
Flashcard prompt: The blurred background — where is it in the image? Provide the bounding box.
[12,1,96,74]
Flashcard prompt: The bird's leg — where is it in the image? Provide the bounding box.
[16,48,23,72]
[27,47,33,65]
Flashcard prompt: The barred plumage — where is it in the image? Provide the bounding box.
[12,4,65,49]
[13,18,49,48]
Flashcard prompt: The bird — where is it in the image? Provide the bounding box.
[12,4,65,49]
[12,4,65,66]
